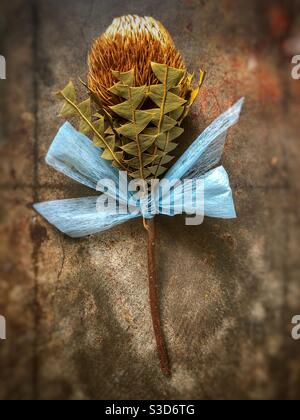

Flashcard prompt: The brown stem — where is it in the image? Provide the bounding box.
[144,217,171,377]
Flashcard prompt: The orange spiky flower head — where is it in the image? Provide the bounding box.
[88,15,189,108]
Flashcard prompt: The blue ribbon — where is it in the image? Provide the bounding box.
[34,98,244,238]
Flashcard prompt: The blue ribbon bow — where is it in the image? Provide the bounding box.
[34,98,244,238]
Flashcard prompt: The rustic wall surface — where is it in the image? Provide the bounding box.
[0,0,300,400]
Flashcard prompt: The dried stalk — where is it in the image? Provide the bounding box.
[143,217,171,377]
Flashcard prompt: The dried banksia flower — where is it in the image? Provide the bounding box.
[55,16,205,376]
[57,15,204,182]
[38,8,243,379]
[88,15,188,108]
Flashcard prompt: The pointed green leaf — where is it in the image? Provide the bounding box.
[109,81,129,99]
[112,160,121,169]
[116,123,136,139]
[92,118,106,147]
[78,99,91,119]
[179,70,205,123]
[121,135,155,156]
[109,152,124,168]
[149,85,186,113]
[109,84,147,108]
[125,157,140,169]
[112,69,135,86]
[79,119,92,135]
[116,110,153,139]
[121,142,138,156]
[151,62,185,90]
[105,135,116,151]
[110,101,133,120]
[100,138,118,160]
[134,110,154,131]
[165,142,178,153]
[143,127,160,136]
[189,86,200,107]
[169,106,185,121]
[155,133,167,149]
[143,154,158,167]
[58,80,76,102]
[169,126,184,141]
[115,151,124,161]
[149,165,168,177]
[93,118,105,134]
[93,135,106,149]
[146,108,161,123]
[59,102,77,118]
[160,154,175,165]
[105,126,114,135]
[77,99,92,135]
[130,169,151,179]
[155,127,183,150]
[101,149,114,160]
[153,115,177,132]
[125,154,156,170]
[139,134,157,152]
[129,86,147,108]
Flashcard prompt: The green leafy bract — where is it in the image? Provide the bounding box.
[56,64,204,180]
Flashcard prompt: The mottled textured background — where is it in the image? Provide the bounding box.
[0,0,300,400]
